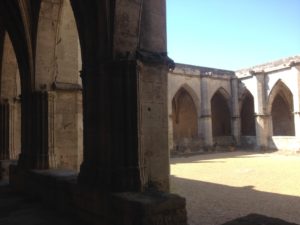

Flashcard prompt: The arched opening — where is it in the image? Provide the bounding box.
[240,90,256,136]
[172,88,198,153]
[0,32,21,161]
[34,0,83,170]
[268,80,295,136]
[271,93,294,136]
[211,89,231,137]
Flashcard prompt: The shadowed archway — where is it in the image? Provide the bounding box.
[172,87,198,152]
[240,89,256,136]
[211,88,231,137]
[268,80,294,136]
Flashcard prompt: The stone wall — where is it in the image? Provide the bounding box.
[168,56,300,153]
[54,90,83,171]
[269,137,300,152]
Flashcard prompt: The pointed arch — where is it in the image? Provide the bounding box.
[70,0,115,68]
[1,32,20,100]
[33,0,83,170]
[239,88,256,136]
[211,88,231,136]
[172,83,200,115]
[0,0,35,94]
[172,87,198,147]
[268,79,294,136]
[211,87,230,102]
[267,79,293,114]
[35,0,82,87]
[0,32,21,160]
[0,0,36,166]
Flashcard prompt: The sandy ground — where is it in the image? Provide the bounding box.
[170,151,300,225]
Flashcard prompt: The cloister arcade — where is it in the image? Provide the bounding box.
[0,0,187,224]
[0,1,299,224]
[169,57,300,154]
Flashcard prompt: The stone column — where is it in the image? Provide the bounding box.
[0,101,9,160]
[78,61,145,192]
[0,99,21,161]
[32,91,53,169]
[294,112,300,137]
[200,76,213,147]
[18,91,55,169]
[254,72,269,149]
[73,0,187,223]
[292,66,300,138]
[78,66,112,189]
[231,78,240,145]
[7,99,21,160]
[167,77,174,153]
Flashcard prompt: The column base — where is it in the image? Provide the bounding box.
[0,160,17,180]
[111,192,187,225]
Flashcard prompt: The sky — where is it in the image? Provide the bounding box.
[166,0,300,70]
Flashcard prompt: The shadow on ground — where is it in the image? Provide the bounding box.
[171,175,300,225]
[0,182,87,225]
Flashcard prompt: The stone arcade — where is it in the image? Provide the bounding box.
[0,1,299,224]
[0,1,187,225]
[169,56,300,155]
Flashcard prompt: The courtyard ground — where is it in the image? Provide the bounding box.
[170,151,300,225]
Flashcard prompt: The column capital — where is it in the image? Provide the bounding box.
[255,113,270,118]
[201,114,211,118]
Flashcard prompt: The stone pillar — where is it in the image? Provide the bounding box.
[73,0,187,223]
[0,101,9,160]
[0,99,21,161]
[138,61,170,192]
[254,72,269,149]
[78,62,142,191]
[32,91,55,169]
[167,75,174,153]
[294,112,300,138]
[200,76,213,147]
[18,91,55,169]
[293,66,300,138]
[231,78,240,145]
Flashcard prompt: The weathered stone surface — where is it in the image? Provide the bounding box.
[112,191,187,225]
[168,56,300,154]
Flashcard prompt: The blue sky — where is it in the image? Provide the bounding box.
[166,0,300,70]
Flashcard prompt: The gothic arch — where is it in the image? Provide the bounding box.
[172,87,198,145]
[211,88,231,136]
[35,0,82,88]
[267,80,293,114]
[172,83,200,115]
[267,80,294,136]
[211,87,230,102]
[70,1,114,68]
[239,89,256,136]
[33,0,83,170]
[0,1,35,94]
[0,32,21,160]
[1,32,21,100]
